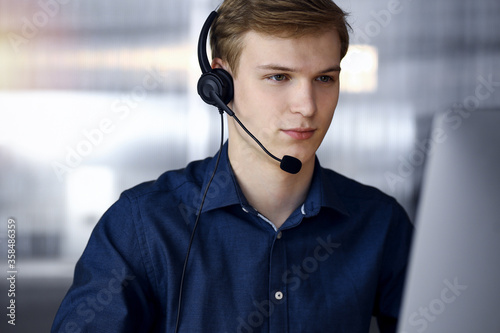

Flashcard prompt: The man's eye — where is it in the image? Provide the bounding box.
[317,76,333,83]
[269,74,287,81]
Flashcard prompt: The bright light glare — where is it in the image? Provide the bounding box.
[0,91,112,163]
[340,44,378,93]
[64,166,115,258]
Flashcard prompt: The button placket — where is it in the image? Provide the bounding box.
[269,231,288,332]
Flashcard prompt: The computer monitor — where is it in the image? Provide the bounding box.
[398,110,500,333]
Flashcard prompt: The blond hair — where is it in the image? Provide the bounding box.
[210,0,350,76]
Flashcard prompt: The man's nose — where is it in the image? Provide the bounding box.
[289,80,317,117]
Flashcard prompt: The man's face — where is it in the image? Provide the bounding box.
[227,29,342,168]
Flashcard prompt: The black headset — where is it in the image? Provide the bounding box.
[197,11,234,111]
[175,12,229,333]
[194,11,301,174]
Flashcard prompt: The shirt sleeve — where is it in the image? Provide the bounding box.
[51,193,160,333]
[374,200,414,333]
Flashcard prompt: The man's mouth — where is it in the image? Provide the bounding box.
[281,128,316,140]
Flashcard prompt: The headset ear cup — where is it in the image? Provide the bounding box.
[213,68,234,104]
[197,68,234,107]
[197,72,221,106]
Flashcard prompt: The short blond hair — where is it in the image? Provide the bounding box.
[210,0,350,76]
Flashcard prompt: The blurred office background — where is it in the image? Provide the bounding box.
[0,0,499,331]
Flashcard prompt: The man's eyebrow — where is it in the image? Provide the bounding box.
[320,65,342,73]
[256,64,341,72]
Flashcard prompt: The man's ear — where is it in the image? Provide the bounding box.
[211,58,232,74]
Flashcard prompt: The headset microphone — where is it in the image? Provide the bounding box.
[197,11,302,175]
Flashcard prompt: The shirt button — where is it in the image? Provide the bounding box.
[275,291,283,300]
[276,231,283,239]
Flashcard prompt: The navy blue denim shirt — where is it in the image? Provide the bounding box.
[52,142,413,333]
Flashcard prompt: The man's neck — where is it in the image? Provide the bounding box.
[228,141,315,229]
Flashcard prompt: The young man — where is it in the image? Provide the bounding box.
[53,0,413,332]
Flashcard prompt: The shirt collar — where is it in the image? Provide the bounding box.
[301,157,350,218]
[200,142,350,217]
[200,142,240,213]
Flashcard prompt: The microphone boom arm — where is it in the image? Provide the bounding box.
[210,91,281,164]
[210,91,302,174]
